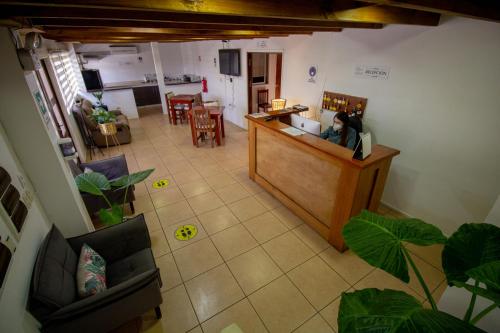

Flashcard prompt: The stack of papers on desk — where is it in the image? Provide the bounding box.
[248,112,270,118]
[280,127,306,136]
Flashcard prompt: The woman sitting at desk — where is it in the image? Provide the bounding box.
[320,112,356,150]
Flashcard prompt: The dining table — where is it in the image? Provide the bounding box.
[188,106,225,146]
[169,94,195,125]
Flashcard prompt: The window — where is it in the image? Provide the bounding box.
[49,50,84,112]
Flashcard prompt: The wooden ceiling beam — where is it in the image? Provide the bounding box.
[331,5,439,25]
[358,0,500,22]
[0,2,439,26]
[28,17,381,30]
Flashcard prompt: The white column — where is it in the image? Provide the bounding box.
[151,42,168,114]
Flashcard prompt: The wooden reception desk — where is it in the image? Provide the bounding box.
[246,116,400,251]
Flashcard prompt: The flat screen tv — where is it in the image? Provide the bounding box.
[219,49,241,76]
[81,69,103,92]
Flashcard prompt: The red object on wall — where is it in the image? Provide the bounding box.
[202,77,208,93]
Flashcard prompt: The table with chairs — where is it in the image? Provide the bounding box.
[188,106,225,147]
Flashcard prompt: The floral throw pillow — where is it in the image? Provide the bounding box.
[76,243,107,298]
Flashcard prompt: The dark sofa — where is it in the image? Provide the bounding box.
[29,214,163,333]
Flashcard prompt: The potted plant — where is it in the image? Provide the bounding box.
[91,107,117,135]
[92,90,104,105]
[75,168,154,226]
[338,210,499,332]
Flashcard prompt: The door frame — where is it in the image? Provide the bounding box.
[247,51,283,114]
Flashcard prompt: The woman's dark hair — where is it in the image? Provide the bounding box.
[334,112,350,147]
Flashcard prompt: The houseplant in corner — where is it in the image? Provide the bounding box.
[91,107,117,136]
[75,168,154,226]
[338,210,499,332]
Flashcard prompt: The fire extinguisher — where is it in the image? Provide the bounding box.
[202,77,208,93]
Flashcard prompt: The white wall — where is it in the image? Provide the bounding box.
[178,17,500,235]
[0,123,49,333]
[80,43,156,83]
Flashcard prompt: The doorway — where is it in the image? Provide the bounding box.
[247,52,282,114]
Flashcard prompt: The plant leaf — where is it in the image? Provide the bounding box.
[452,280,500,305]
[98,204,123,226]
[342,210,446,282]
[110,169,154,189]
[339,289,486,333]
[75,172,110,196]
[467,261,500,293]
[442,223,500,286]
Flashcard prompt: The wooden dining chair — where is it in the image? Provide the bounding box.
[271,98,287,111]
[193,107,216,148]
[193,92,203,107]
[165,92,175,123]
[172,101,188,124]
[257,89,272,112]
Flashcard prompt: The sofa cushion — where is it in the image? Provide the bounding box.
[106,248,155,288]
[31,225,78,309]
[81,99,94,116]
[76,244,107,298]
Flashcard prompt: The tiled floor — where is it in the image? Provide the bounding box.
[98,113,446,333]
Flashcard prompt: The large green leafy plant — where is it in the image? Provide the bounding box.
[339,210,500,332]
[91,107,116,124]
[75,169,154,226]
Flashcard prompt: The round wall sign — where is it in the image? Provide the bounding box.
[309,66,317,77]
[175,225,198,241]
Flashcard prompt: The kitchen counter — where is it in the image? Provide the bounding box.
[103,80,202,91]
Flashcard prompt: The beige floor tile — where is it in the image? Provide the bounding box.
[143,210,161,233]
[187,326,203,333]
[173,238,223,281]
[195,163,226,178]
[164,160,195,175]
[211,224,258,261]
[133,181,148,197]
[294,314,335,333]
[185,264,245,322]
[406,243,444,272]
[432,279,448,303]
[243,212,288,243]
[149,229,170,258]
[187,191,225,215]
[205,172,237,190]
[179,179,212,198]
[150,187,185,209]
[164,217,208,251]
[197,206,240,235]
[271,206,304,229]
[172,170,203,185]
[407,253,445,299]
[292,224,331,254]
[214,182,251,204]
[239,179,265,195]
[249,275,316,333]
[227,246,282,295]
[159,284,199,333]
[229,166,248,183]
[288,256,350,310]
[133,195,154,214]
[228,196,268,222]
[354,269,424,302]
[157,200,195,227]
[201,298,267,333]
[319,248,374,284]
[320,297,341,332]
[263,231,315,272]
[149,166,169,179]
[155,253,182,292]
[254,191,283,210]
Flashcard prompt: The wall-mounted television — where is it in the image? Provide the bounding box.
[219,49,241,76]
[81,69,103,92]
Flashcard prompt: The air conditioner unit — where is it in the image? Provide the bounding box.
[109,45,138,55]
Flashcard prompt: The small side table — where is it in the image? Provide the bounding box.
[98,122,121,155]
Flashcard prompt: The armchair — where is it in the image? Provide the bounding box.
[68,155,135,216]
[29,214,163,333]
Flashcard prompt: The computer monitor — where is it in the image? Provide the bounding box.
[291,114,321,136]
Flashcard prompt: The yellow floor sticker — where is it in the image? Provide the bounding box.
[152,179,169,189]
[175,225,198,241]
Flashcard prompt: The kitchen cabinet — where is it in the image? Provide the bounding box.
[132,85,161,107]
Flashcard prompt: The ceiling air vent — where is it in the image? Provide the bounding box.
[109,45,138,55]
